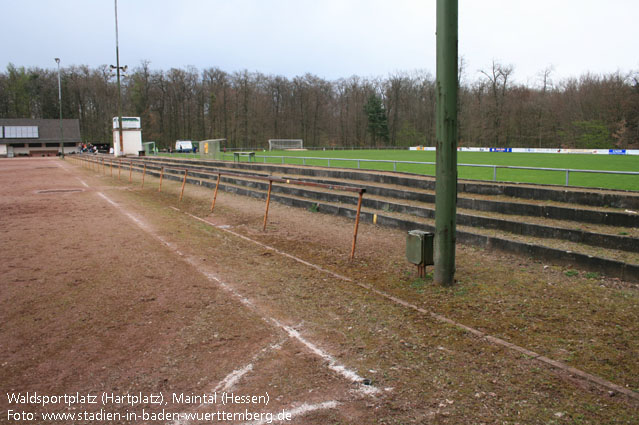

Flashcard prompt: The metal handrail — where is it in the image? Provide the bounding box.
[129,158,366,194]
[220,153,639,186]
[75,154,366,259]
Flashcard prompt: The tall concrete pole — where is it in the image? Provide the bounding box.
[55,58,65,159]
[434,0,458,286]
[114,0,124,155]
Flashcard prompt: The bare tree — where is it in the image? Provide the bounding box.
[536,66,553,147]
[480,60,514,145]
[3,62,638,150]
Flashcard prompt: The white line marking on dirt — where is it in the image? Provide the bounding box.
[169,365,255,425]
[97,192,153,232]
[243,400,340,425]
[272,319,379,395]
[56,163,71,172]
[170,340,287,425]
[173,208,639,402]
[170,207,352,282]
[214,340,285,393]
[218,363,253,392]
[95,191,379,399]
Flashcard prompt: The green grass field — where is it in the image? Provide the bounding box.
[165,150,639,191]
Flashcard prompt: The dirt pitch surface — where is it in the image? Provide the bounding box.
[1,157,638,424]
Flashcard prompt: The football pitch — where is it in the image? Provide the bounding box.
[169,149,639,191]
[252,150,639,191]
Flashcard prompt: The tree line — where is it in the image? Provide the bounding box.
[1,61,637,150]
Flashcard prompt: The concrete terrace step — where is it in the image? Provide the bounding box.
[139,156,639,228]
[276,175,639,228]
[172,168,639,255]
[148,156,639,209]
[118,158,639,282]
[133,157,639,240]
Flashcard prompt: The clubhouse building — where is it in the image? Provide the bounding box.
[0,118,82,157]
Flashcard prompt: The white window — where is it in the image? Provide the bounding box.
[4,126,39,138]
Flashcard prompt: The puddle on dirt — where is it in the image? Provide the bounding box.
[36,189,84,194]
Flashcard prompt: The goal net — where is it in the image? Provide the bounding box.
[268,139,304,151]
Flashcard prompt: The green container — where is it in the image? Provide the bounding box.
[406,230,434,266]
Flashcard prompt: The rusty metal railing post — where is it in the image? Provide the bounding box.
[158,166,164,192]
[350,190,364,261]
[210,173,221,212]
[141,163,146,188]
[262,180,273,231]
[129,161,133,183]
[118,160,121,180]
[179,169,188,202]
[110,159,113,178]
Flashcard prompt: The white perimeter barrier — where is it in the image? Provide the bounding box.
[410,146,639,155]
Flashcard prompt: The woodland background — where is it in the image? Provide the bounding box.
[1,61,638,150]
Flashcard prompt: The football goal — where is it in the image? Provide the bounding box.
[142,141,157,155]
[268,139,304,151]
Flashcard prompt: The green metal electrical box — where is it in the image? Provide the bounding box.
[406,230,434,266]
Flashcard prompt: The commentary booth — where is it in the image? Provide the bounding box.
[112,117,143,157]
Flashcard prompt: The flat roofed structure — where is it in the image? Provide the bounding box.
[0,118,82,157]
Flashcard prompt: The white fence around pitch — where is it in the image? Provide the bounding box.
[218,153,639,188]
[411,146,639,155]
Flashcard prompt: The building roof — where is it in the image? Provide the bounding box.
[0,118,81,143]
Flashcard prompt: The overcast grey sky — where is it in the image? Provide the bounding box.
[2,0,638,84]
